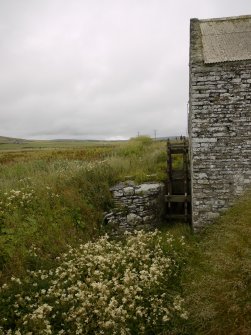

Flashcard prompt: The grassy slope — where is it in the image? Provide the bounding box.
[0,136,27,144]
[183,191,251,335]
[0,137,250,334]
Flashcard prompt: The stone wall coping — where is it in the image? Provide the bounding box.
[110,181,163,192]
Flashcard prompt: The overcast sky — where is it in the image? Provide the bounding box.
[0,0,250,140]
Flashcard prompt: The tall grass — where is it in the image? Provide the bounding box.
[0,161,116,282]
[182,191,251,335]
[0,137,167,284]
[109,137,167,182]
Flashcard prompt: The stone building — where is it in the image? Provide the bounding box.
[189,15,251,229]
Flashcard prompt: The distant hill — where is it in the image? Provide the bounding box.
[0,136,28,144]
[0,135,185,145]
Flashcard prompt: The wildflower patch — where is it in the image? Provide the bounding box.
[0,230,188,334]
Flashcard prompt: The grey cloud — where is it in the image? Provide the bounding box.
[0,0,250,139]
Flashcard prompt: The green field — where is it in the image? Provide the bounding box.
[0,136,250,334]
[0,136,118,151]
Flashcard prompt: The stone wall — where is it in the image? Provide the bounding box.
[189,19,251,229]
[104,181,165,234]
